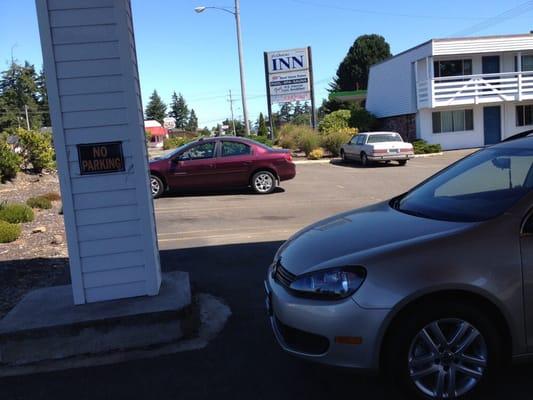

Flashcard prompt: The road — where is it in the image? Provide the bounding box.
[5,150,533,399]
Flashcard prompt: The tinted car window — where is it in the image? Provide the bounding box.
[396,148,533,222]
[367,134,402,143]
[221,141,251,157]
[180,142,215,160]
[356,135,366,145]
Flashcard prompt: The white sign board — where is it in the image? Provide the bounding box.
[266,48,311,104]
[163,117,176,129]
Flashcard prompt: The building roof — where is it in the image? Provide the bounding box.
[329,90,367,102]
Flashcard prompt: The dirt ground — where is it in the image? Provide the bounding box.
[0,172,69,318]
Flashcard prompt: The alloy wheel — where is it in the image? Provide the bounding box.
[254,173,273,193]
[408,318,488,399]
[150,176,161,196]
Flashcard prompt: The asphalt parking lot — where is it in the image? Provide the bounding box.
[155,150,474,250]
[5,150,533,399]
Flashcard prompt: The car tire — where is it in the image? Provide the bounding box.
[150,175,164,199]
[360,152,369,167]
[398,160,408,166]
[252,171,276,194]
[383,300,502,400]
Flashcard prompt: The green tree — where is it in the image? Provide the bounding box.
[257,112,268,136]
[349,105,378,132]
[186,109,198,132]
[36,69,50,127]
[278,103,293,124]
[169,92,189,129]
[200,126,211,136]
[145,90,167,124]
[318,109,352,133]
[0,61,42,131]
[330,34,391,91]
[222,118,245,136]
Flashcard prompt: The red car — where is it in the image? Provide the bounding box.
[149,137,296,198]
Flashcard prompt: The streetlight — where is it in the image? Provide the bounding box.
[195,1,251,136]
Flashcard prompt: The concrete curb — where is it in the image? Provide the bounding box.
[293,159,336,165]
[411,152,444,158]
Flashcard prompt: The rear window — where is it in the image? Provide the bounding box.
[367,134,402,143]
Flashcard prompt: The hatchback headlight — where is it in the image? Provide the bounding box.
[289,267,366,300]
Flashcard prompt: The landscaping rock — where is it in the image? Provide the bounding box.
[32,226,46,234]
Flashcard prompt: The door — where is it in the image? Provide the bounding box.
[483,106,501,145]
[521,209,533,348]
[168,141,217,189]
[215,141,254,187]
[347,135,366,158]
[482,56,500,75]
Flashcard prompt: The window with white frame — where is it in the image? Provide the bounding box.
[432,109,474,133]
[433,59,472,78]
[515,55,533,72]
[517,105,533,126]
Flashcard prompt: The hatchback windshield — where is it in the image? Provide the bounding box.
[367,134,402,143]
[395,147,533,222]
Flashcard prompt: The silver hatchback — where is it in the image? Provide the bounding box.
[265,137,533,399]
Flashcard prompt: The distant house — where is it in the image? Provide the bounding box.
[144,120,168,148]
[366,33,533,150]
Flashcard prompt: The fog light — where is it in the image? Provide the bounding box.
[335,336,363,345]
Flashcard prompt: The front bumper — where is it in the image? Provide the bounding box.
[265,273,389,370]
[368,153,412,161]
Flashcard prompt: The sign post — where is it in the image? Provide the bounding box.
[264,47,316,130]
[35,0,162,304]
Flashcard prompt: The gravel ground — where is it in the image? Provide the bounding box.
[0,172,69,318]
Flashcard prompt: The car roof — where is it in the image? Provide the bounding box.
[491,136,533,150]
[359,131,400,136]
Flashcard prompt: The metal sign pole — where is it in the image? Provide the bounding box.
[264,52,275,140]
[308,46,317,130]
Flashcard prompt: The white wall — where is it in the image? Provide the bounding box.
[503,102,533,139]
[366,42,432,118]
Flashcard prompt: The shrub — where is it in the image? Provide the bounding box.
[0,220,21,243]
[41,192,61,201]
[163,136,193,150]
[250,135,273,147]
[412,140,442,154]
[0,140,21,183]
[318,109,352,134]
[26,196,53,210]
[349,106,378,132]
[307,148,324,160]
[320,128,357,156]
[14,128,55,173]
[297,128,320,156]
[277,124,301,150]
[0,203,34,223]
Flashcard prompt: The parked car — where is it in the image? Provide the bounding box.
[340,131,414,166]
[265,135,533,399]
[149,137,296,197]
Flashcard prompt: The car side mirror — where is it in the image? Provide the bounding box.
[492,157,511,170]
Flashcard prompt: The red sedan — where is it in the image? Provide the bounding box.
[149,137,296,198]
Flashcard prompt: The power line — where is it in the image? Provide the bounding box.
[452,0,533,37]
[289,0,490,20]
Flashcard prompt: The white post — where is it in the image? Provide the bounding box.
[427,57,434,108]
[518,52,523,101]
[414,61,419,108]
[35,0,162,304]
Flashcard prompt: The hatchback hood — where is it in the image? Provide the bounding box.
[277,201,469,275]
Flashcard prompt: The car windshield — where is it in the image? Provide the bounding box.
[394,147,533,222]
[367,134,402,143]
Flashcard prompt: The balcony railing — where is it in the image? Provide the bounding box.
[417,71,533,109]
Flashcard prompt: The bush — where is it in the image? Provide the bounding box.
[318,109,352,134]
[163,136,194,150]
[412,140,442,154]
[26,196,53,210]
[41,192,61,201]
[0,140,21,183]
[0,220,21,243]
[307,148,324,160]
[14,128,55,173]
[297,128,320,156]
[320,128,357,156]
[250,135,273,147]
[0,203,34,223]
[277,124,301,150]
[349,106,378,132]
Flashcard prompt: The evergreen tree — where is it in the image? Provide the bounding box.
[186,109,198,132]
[36,69,50,127]
[293,101,304,117]
[222,118,245,136]
[257,112,268,136]
[0,61,41,131]
[145,90,167,124]
[278,103,293,124]
[169,92,189,129]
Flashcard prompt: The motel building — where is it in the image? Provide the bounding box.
[366,32,533,150]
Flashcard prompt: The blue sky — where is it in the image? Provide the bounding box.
[1,0,533,127]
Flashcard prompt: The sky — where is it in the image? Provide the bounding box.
[1,0,533,128]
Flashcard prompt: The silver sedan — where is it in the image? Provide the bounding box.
[266,136,533,399]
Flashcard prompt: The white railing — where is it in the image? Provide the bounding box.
[417,71,533,109]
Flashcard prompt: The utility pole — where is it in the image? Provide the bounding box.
[228,90,237,136]
[234,0,250,136]
[24,105,30,130]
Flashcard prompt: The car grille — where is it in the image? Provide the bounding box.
[273,260,296,288]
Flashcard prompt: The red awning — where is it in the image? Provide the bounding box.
[146,126,167,137]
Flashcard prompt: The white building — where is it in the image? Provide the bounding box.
[366,33,533,150]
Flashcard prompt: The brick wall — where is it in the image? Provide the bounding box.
[378,114,417,142]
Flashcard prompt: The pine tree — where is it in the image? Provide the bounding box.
[186,109,198,132]
[169,92,189,129]
[145,90,167,124]
[278,103,293,124]
[36,69,50,127]
[257,112,268,136]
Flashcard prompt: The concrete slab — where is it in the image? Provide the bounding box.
[0,271,194,366]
